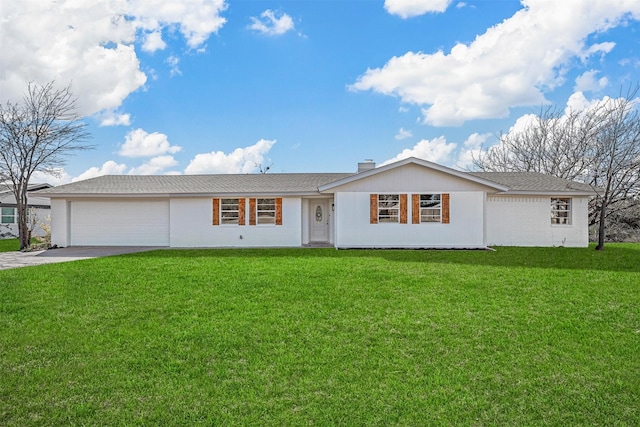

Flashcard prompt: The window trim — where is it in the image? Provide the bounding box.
[551,197,572,225]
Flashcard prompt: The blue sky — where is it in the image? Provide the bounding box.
[1,0,639,183]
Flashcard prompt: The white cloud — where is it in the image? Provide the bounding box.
[565,91,594,112]
[395,127,413,140]
[352,0,640,126]
[142,31,167,53]
[456,132,492,170]
[30,169,73,186]
[118,128,182,158]
[0,0,228,116]
[382,136,456,165]
[249,10,295,36]
[166,55,182,77]
[129,155,179,175]
[185,139,276,174]
[384,0,453,18]
[574,70,609,92]
[72,161,128,182]
[98,110,131,127]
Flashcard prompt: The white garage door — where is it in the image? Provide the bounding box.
[70,200,170,246]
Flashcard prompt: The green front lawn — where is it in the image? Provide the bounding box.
[1,246,638,425]
[0,238,19,252]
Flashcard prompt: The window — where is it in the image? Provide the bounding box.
[419,194,441,223]
[220,198,240,225]
[551,198,571,225]
[378,194,400,223]
[1,207,15,224]
[412,193,450,224]
[256,198,276,225]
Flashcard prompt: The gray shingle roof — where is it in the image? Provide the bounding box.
[33,166,596,198]
[34,173,355,196]
[469,172,596,194]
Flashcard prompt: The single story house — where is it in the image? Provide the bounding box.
[32,157,596,248]
[1,183,52,239]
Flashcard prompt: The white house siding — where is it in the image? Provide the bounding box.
[50,199,68,247]
[334,192,486,248]
[169,197,302,247]
[0,207,51,239]
[67,199,170,246]
[330,163,494,193]
[485,195,590,247]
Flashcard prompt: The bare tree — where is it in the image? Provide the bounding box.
[474,86,640,250]
[0,82,92,250]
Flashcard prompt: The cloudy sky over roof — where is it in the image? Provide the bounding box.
[1,0,639,184]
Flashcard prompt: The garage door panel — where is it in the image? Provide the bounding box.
[71,200,169,246]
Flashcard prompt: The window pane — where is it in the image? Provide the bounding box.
[1,207,15,224]
[378,194,399,209]
[257,212,275,225]
[551,198,571,225]
[421,207,441,222]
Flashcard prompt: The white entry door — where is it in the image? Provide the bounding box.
[309,200,329,242]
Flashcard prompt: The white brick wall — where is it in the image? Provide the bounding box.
[485,195,590,247]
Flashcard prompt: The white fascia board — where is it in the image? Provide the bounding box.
[496,190,597,197]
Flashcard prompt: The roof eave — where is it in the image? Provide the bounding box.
[496,190,597,196]
[34,190,325,198]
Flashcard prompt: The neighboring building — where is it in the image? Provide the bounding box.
[33,158,596,248]
[0,183,52,239]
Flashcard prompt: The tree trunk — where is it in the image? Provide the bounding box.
[595,201,607,251]
[15,185,30,251]
[17,202,30,251]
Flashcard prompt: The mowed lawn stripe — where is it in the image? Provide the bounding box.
[1,246,638,425]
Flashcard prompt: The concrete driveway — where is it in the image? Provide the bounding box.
[0,246,163,271]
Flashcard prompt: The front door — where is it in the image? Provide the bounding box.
[310,200,329,242]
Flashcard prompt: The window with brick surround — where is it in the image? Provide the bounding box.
[551,198,571,225]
